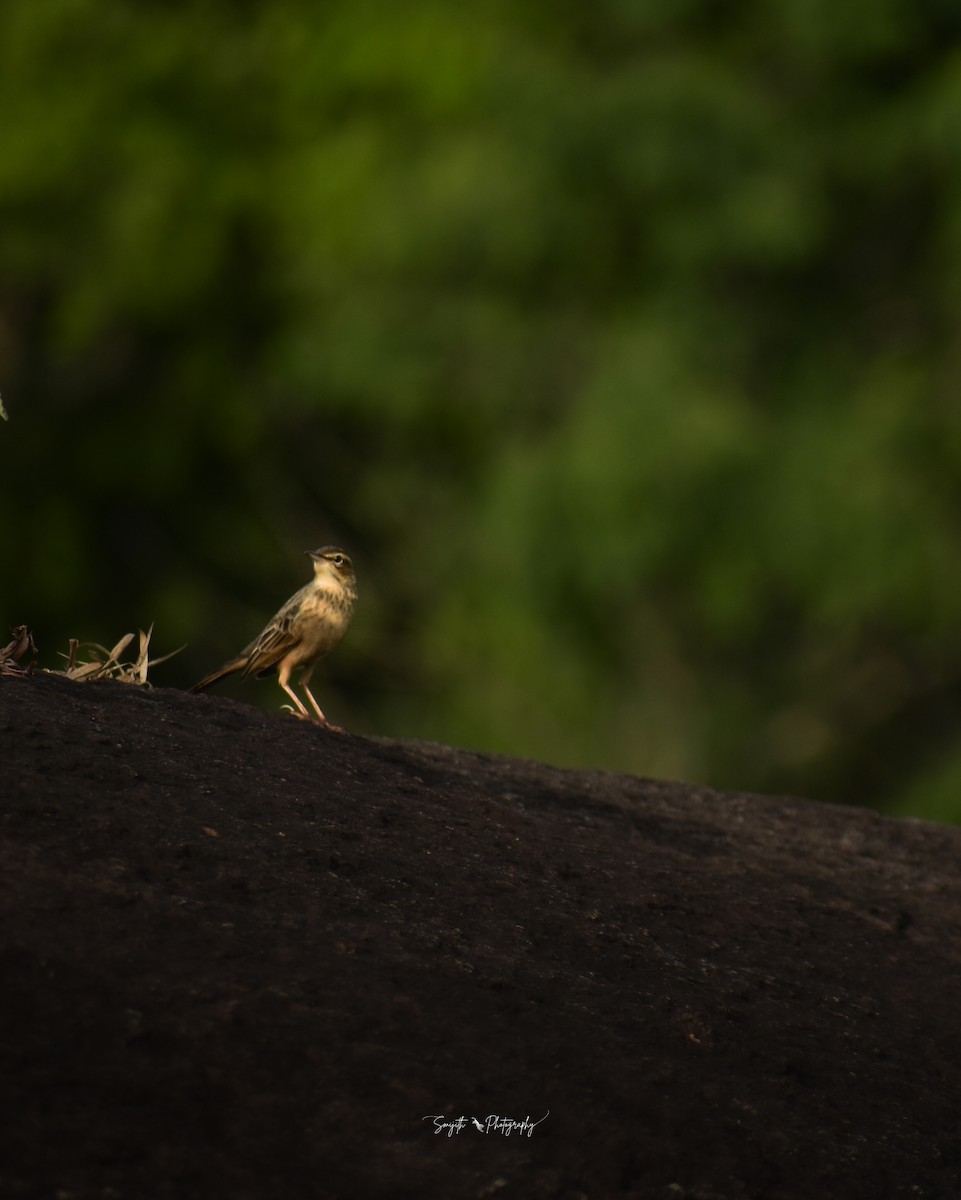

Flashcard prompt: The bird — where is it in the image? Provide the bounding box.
[190,546,357,728]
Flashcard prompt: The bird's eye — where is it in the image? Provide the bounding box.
[333,554,344,566]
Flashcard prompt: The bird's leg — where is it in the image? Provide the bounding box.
[300,666,346,732]
[277,661,311,720]
[279,678,311,719]
[301,681,329,725]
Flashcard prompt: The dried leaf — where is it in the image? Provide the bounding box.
[147,645,186,670]
[69,660,109,681]
[108,633,135,663]
[0,626,37,677]
[136,626,152,684]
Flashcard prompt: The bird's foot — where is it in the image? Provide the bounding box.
[309,713,348,733]
[281,704,346,733]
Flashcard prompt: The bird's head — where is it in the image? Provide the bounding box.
[308,546,356,590]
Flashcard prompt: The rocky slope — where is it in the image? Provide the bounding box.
[2,673,961,1199]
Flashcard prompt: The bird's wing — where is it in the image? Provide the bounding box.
[240,588,307,678]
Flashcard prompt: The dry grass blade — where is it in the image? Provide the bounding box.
[48,626,184,686]
[109,633,136,663]
[0,626,37,677]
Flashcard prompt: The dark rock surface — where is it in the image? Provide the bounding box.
[2,672,961,1199]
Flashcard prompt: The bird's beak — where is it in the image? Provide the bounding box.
[307,550,323,562]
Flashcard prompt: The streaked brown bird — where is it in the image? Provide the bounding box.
[190,546,357,727]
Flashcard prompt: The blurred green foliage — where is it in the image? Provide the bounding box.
[4,0,961,821]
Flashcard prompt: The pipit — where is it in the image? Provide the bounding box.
[190,546,357,728]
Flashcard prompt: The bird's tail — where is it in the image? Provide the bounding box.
[189,657,248,694]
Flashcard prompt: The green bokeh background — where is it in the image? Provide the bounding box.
[5,0,961,821]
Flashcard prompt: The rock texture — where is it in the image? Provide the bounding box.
[2,672,961,1199]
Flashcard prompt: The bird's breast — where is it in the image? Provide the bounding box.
[293,585,355,659]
